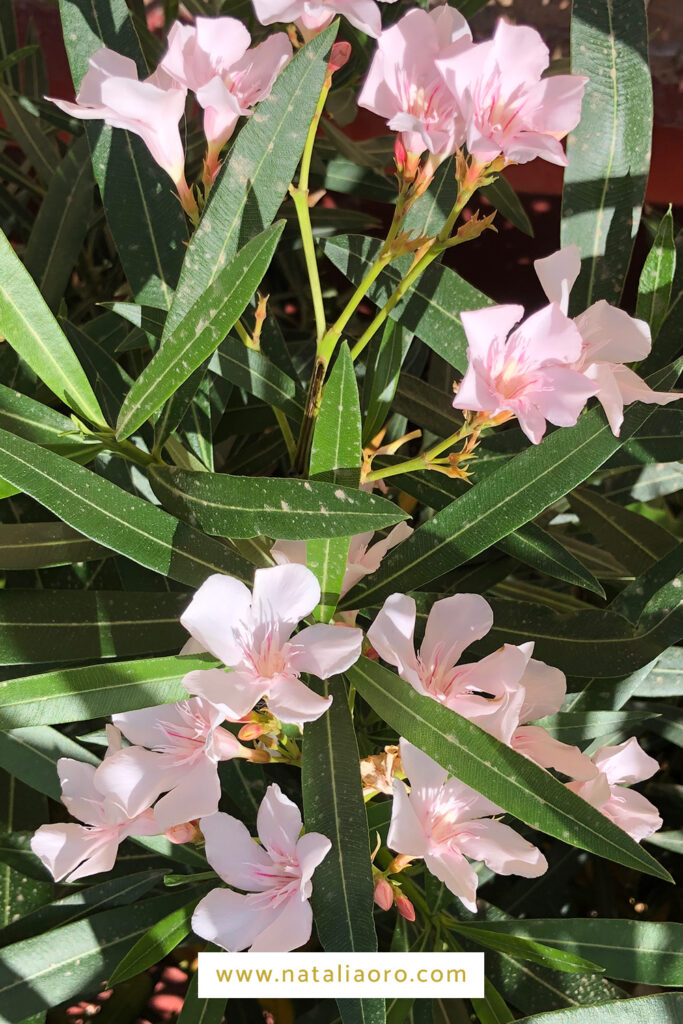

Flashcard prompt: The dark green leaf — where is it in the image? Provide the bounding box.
[515,992,681,1024]
[0,522,107,569]
[636,207,676,340]
[108,897,198,986]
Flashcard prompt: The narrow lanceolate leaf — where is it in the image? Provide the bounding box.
[0,892,191,1024]
[116,222,284,440]
[323,234,494,371]
[308,345,362,620]
[561,0,653,308]
[302,677,382,1024]
[149,464,406,540]
[109,897,199,986]
[536,710,657,746]
[611,543,683,625]
[447,923,603,975]
[514,993,682,1024]
[211,338,305,423]
[0,522,107,569]
[0,86,57,185]
[163,25,336,338]
[362,321,411,446]
[23,134,94,310]
[58,0,187,308]
[0,726,98,802]
[0,230,106,428]
[339,363,679,611]
[0,384,102,462]
[0,428,253,588]
[636,207,676,340]
[0,590,187,665]
[0,655,211,729]
[177,960,226,1024]
[466,919,682,987]
[346,657,672,881]
[569,486,677,576]
[0,773,51,933]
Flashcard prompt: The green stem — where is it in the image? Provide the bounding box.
[274,407,296,465]
[364,422,475,483]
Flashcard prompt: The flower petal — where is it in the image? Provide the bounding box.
[421,593,494,672]
[367,593,422,691]
[519,657,567,722]
[288,623,362,679]
[534,246,580,314]
[153,759,222,831]
[425,849,479,913]
[266,673,332,725]
[593,737,660,786]
[250,891,313,952]
[454,818,547,877]
[180,574,252,665]
[192,888,271,951]
[183,668,265,719]
[31,823,118,883]
[512,725,598,781]
[199,811,274,891]
[251,563,320,629]
[387,778,430,859]
[257,782,303,860]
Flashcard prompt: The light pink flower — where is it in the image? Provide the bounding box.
[161,18,291,169]
[388,739,546,911]
[192,783,331,951]
[48,49,191,200]
[95,698,245,831]
[30,730,158,882]
[451,302,598,444]
[436,20,587,167]
[368,593,596,781]
[271,521,412,599]
[253,0,398,40]
[358,7,472,162]
[534,245,679,435]
[180,565,362,724]
[568,737,662,842]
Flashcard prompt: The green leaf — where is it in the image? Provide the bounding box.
[323,235,494,371]
[636,207,676,340]
[561,0,652,308]
[339,364,679,611]
[23,134,94,310]
[58,0,188,308]
[109,896,199,986]
[302,676,382,1024]
[0,428,253,588]
[101,301,166,340]
[645,830,683,856]
[536,710,658,746]
[0,590,186,665]
[0,726,98,802]
[0,891,190,1023]
[116,222,285,440]
[149,464,406,540]
[0,654,211,729]
[514,993,682,1024]
[569,486,677,575]
[479,176,533,237]
[610,542,683,624]
[308,344,363,620]
[448,923,603,975]
[0,522,107,569]
[0,86,57,185]
[362,322,411,446]
[211,337,306,423]
[393,373,458,440]
[346,657,671,881]
[465,919,681,986]
[162,25,336,338]
[633,647,683,697]
[177,952,225,1024]
[0,870,163,947]
[62,318,134,427]
[0,229,106,428]
[0,773,51,933]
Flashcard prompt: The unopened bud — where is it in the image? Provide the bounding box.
[394,136,407,173]
[388,853,413,874]
[328,42,352,75]
[165,821,199,845]
[246,747,271,764]
[238,722,264,741]
[373,877,394,912]
[395,893,415,922]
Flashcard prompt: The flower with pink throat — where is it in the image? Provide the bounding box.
[368,592,596,781]
[252,0,398,41]
[451,301,598,444]
[567,737,662,842]
[180,564,363,724]
[95,697,255,831]
[388,739,547,911]
[30,728,158,882]
[436,20,587,167]
[160,17,292,178]
[534,245,679,435]
[192,783,331,951]
[358,7,472,170]
[48,49,193,207]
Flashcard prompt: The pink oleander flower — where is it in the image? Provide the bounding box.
[534,245,680,435]
[30,729,158,882]
[567,737,662,842]
[368,592,596,781]
[180,564,363,724]
[252,0,398,40]
[95,698,250,832]
[451,302,599,444]
[388,739,547,911]
[436,20,587,167]
[271,521,412,599]
[192,783,331,951]
[358,7,472,166]
[160,17,292,176]
[48,49,193,206]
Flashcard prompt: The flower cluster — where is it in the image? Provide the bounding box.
[359,8,587,179]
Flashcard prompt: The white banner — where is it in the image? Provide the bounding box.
[198,951,485,998]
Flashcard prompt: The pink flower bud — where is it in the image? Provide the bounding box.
[238,722,264,741]
[165,821,199,845]
[396,893,415,922]
[328,42,352,75]
[374,877,394,911]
